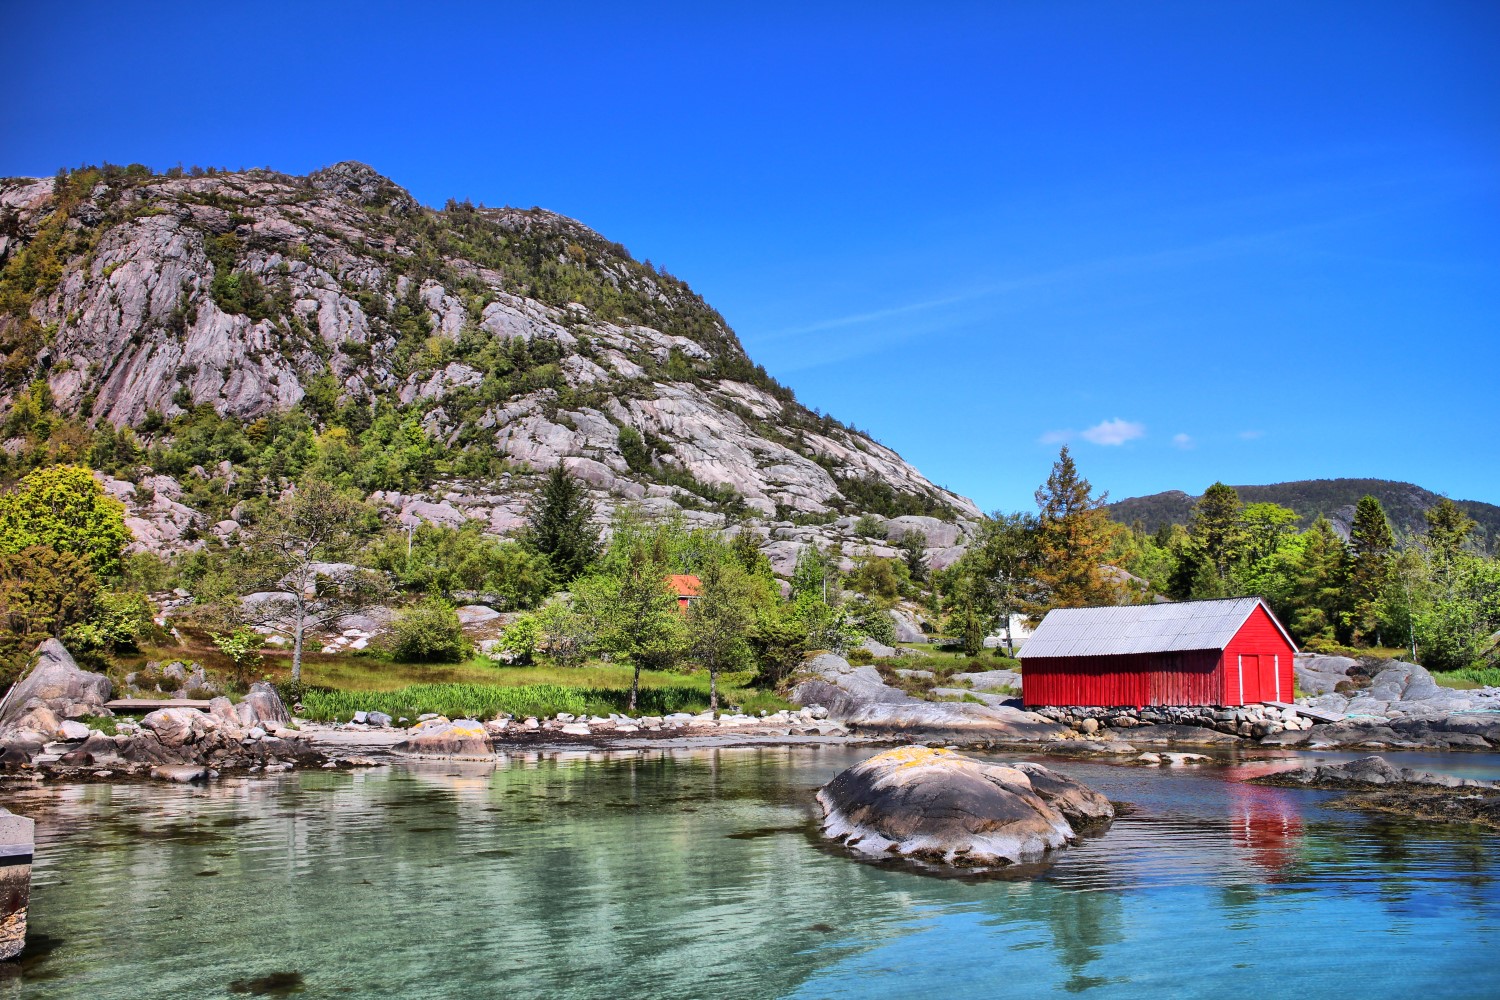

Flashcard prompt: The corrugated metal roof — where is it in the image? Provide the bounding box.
[1018,598,1285,659]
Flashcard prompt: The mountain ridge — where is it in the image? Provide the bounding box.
[1107,478,1499,548]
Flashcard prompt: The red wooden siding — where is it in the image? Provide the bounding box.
[1219,603,1296,705]
[1022,649,1222,708]
[1022,603,1296,708]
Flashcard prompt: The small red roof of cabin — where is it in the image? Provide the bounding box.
[667,575,701,598]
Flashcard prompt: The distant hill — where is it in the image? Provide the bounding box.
[1107,479,1500,549]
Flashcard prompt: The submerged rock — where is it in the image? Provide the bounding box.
[1251,754,1491,790]
[816,746,1113,867]
[1251,754,1500,829]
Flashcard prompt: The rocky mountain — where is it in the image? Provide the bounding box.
[1108,479,1500,548]
[0,161,978,570]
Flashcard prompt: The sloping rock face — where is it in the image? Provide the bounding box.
[1300,659,1500,721]
[234,682,291,728]
[0,640,112,735]
[817,746,1113,867]
[790,654,1063,741]
[0,163,978,567]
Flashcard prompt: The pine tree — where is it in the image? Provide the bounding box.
[1288,516,1351,646]
[1346,495,1395,644]
[1032,446,1118,608]
[896,530,930,583]
[521,465,600,582]
[1424,498,1476,589]
[1190,482,1244,583]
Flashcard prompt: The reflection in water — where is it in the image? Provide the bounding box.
[2,747,1499,999]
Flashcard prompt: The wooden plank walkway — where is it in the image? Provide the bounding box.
[1264,700,1344,724]
[105,699,213,711]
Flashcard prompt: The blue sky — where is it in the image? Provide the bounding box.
[2,2,1497,513]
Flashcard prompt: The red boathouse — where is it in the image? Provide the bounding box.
[1018,597,1297,708]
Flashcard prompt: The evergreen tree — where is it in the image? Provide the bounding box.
[897,530,930,583]
[1287,516,1351,646]
[1190,482,1244,583]
[1032,446,1118,608]
[1346,495,1395,644]
[1424,498,1476,588]
[521,465,600,582]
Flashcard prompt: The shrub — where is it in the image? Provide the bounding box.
[390,597,469,663]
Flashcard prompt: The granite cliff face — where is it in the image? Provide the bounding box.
[0,162,978,563]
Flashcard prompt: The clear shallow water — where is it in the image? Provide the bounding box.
[2,746,1498,999]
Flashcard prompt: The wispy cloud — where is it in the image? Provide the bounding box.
[1172,433,1195,450]
[1238,429,1265,441]
[1081,418,1146,446]
[1040,418,1146,447]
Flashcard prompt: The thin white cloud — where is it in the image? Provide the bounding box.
[1081,418,1146,446]
[1038,429,1072,445]
[1172,433,1195,450]
[1238,429,1265,440]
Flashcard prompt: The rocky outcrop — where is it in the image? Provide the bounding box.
[0,163,979,567]
[1251,754,1500,829]
[816,746,1113,867]
[0,640,112,736]
[791,654,1063,741]
[1253,754,1492,790]
[0,807,32,960]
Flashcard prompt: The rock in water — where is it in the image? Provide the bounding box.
[0,639,113,734]
[816,746,1113,867]
[393,719,491,756]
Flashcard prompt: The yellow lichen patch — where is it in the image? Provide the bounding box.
[449,725,486,738]
[868,746,961,770]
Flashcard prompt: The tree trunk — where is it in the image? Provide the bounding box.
[629,662,641,712]
[291,624,304,686]
[709,666,719,719]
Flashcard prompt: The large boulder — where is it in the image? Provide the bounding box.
[393,718,491,757]
[790,654,1062,741]
[234,682,291,728]
[141,708,215,747]
[1294,654,1359,697]
[817,746,1113,867]
[0,640,112,733]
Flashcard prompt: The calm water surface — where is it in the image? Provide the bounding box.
[4,746,1498,999]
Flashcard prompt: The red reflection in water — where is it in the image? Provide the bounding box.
[1224,761,1305,875]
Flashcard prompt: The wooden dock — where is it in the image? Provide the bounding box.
[104,698,214,712]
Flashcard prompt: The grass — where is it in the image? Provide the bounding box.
[120,631,793,721]
[1437,668,1500,690]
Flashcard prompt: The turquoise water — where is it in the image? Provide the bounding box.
[4,746,1499,999]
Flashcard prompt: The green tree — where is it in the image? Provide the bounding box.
[367,521,551,607]
[1424,498,1476,587]
[0,465,130,577]
[967,512,1040,654]
[520,465,600,582]
[846,552,908,606]
[211,626,266,687]
[896,530,930,583]
[0,546,100,682]
[575,545,685,710]
[1239,502,1299,565]
[687,559,762,715]
[391,596,469,663]
[790,543,838,601]
[1032,446,1118,608]
[1286,516,1351,647]
[495,613,541,665]
[1346,495,1395,644]
[241,477,384,684]
[1190,482,1245,583]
